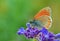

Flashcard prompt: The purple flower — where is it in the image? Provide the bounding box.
[40,27,49,35]
[38,28,55,41]
[55,33,60,38]
[55,33,60,41]
[17,27,25,35]
[17,23,40,38]
[37,28,60,41]
[17,23,60,41]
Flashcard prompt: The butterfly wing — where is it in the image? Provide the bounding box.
[34,7,52,29]
[34,7,51,19]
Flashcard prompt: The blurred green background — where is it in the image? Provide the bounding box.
[0,0,60,41]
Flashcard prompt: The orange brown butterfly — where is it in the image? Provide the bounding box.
[29,7,52,29]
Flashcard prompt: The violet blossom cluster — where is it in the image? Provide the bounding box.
[17,23,60,41]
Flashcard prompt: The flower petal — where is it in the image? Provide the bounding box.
[55,33,60,38]
[41,27,48,35]
[26,23,31,28]
[17,27,25,35]
[55,39,60,41]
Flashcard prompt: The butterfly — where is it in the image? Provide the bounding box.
[29,7,52,29]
